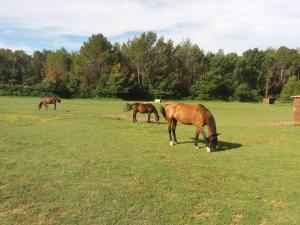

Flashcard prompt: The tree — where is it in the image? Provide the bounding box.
[42,48,72,97]
[191,71,233,100]
[233,48,265,93]
[262,50,276,97]
[76,34,113,88]
[280,76,300,102]
[122,32,157,88]
[173,39,207,96]
[30,50,47,84]
[233,83,260,102]
[149,37,174,96]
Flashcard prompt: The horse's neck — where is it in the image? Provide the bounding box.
[133,103,139,108]
[206,115,216,136]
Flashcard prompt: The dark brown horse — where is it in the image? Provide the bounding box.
[38,97,61,110]
[160,103,219,152]
[125,103,159,123]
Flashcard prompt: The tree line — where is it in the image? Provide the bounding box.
[1,32,300,101]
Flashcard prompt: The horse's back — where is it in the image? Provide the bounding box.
[165,103,208,125]
[41,97,54,104]
[136,103,155,113]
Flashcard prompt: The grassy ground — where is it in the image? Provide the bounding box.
[1,96,300,225]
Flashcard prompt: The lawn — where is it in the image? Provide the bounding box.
[1,96,300,225]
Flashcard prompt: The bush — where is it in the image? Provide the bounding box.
[280,76,300,102]
[191,71,233,100]
[233,83,261,102]
[0,85,52,97]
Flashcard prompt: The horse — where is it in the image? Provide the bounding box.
[160,103,219,152]
[125,103,160,124]
[38,97,61,110]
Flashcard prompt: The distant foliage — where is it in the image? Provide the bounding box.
[191,71,233,100]
[280,76,300,102]
[233,83,261,102]
[1,33,300,101]
[0,85,51,97]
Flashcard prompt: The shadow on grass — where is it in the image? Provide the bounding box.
[215,140,242,152]
[176,139,242,152]
[101,114,168,124]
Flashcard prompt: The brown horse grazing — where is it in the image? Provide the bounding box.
[38,97,61,110]
[125,103,159,123]
[160,103,220,152]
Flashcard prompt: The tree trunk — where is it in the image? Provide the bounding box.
[265,76,269,98]
[136,61,141,88]
[280,67,284,83]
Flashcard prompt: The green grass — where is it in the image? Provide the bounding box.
[1,96,300,225]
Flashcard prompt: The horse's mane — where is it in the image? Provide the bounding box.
[197,104,217,135]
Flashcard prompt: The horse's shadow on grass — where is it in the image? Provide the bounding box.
[177,139,242,152]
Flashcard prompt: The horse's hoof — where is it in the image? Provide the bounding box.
[169,141,174,146]
[194,146,199,150]
[206,147,211,152]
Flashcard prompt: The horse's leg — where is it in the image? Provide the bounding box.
[54,103,56,110]
[147,112,151,123]
[195,126,210,152]
[171,119,178,144]
[45,104,48,110]
[194,127,206,149]
[168,120,173,146]
[133,111,137,123]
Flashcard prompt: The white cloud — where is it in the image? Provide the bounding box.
[0,0,300,53]
[0,42,33,53]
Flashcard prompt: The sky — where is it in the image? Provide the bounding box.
[0,0,299,54]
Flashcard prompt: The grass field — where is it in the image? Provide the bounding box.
[1,96,300,225]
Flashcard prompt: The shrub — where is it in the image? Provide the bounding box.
[233,83,261,102]
[280,76,300,102]
[191,71,233,100]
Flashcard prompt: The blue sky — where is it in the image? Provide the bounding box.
[1,0,299,54]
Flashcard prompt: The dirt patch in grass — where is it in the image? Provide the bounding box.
[230,213,243,225]
[101,114,166,123]
[260,218,268,225]
[101,114,131,121]
[262,198,283,208]
[0,144,9,152]
[272,121,300,126]
[190,209,219,219]
[0,204,33,218]
[190,211,210,218]
[0,114,59,122]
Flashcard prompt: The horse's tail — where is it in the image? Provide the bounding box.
[124,103,132,112]
[160,105,167,119]
[38,101,43,110]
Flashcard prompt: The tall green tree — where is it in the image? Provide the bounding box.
[30,50,47,85]
[122,32,157,88]
[42,48,72,97]
[262,50,276,97]
[234,48,265,91]
[173,39,207,96]
[75,34,113,88]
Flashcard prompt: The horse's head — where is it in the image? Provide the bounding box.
[57,98,61,103]
[207,133,220,152]
[124,103,133,111]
